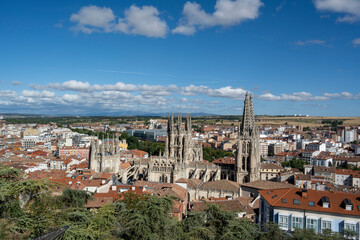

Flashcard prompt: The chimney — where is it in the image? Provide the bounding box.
[302,189,308,198]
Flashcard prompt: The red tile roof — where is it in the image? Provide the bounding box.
[260,188,360,217]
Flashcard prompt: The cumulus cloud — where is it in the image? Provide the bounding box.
[258,91,360,101]
[1,80,360,115]
[257,93,281,101]
[0,90,17,98]
[11,81,22,86]
[173,0,264,35]
[313,0,360,23]
[292,39,331,47]
[323,91,360,99]
[70,5,115,33]
[352,38,360,46]
[180,85,247,99]
[115,5,168,38]
[70,5,168,38]
[22,90,56,98]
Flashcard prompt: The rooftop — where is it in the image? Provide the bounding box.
[260,188,360,217]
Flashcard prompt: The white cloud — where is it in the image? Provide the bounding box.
[115,5,168,38]
[0,90,16,97]
[180,85,247,99]
[70,5,115,33]
[63,94,80,102]
[11,80,22,86]
[280,92,329,101]
[258,93,281,101]
[70,5,168,38]
[323,91,360,99]
[258,91,360,101]
[62,80,92,91]
[352,38,360,46]
[313,0,360,23]
[292,39,331,47]
[173,0,264,35]
[21,90,56,98]
[171,25,196,35]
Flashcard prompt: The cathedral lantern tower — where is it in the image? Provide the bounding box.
[235,92,261,183]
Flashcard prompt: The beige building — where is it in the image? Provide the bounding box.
[260,163,284,181]
[187,179,241,201]
[22,127,40,137]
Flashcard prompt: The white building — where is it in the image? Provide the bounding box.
[306,143,326,152]
[260,188,360,239]
[21,136,39,149]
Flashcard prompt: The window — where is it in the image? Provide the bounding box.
[306,218,318,232]
[279,215,289,230]
[292,216,303,229]
[308,201,315,206]
[281,198,287,203]
[344,223,356,232]
[293,199,300,205]
[321,220,331,232]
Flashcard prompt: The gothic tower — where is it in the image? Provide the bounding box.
[164,114,202,163]
[235,92,260,183]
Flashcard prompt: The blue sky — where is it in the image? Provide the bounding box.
[0,0,359,116]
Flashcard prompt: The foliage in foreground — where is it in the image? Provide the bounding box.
[0,164,353,240]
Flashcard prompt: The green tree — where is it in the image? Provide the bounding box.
[57,189,93,208]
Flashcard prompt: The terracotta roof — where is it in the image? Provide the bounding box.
[241,180,295,190]
[187,178,202,189]
[212,157,235,165]
[336,169,357,175]
[294,174,311,181]
[313,166,336,173]
[334,156,360,162]
[175,178,188,183]
[153,183,186,201]
[260,188,360,217]
[199,180,240,192]
[120,162,131,170]
[134,180,160,189]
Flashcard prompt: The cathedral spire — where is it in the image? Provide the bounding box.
[178,114,182,132]
[240,91,255,135]
[171,113,174,130]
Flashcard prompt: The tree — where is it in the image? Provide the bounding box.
[57,189,93,208]
[259,222,289,240]
[116,194,182,240]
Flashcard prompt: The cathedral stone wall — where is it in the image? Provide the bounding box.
[89,92,260,185]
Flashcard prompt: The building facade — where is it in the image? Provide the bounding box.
[90,93,261,185]
[260,188,360,239]
[235,93,261,183]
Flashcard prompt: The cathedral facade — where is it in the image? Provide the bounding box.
[89,92,260,184]
[235,92,261,183]
[146,115,220,183]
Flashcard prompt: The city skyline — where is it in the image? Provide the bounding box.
[1,0,360,116]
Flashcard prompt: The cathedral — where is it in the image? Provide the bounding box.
[89,92,260,184]
[235,92,261,183]
[89,135,121,173]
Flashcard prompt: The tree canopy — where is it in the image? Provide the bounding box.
[0,164,353,240]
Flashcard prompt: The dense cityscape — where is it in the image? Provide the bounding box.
[1,0,360,239]
[1,94,360,239]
